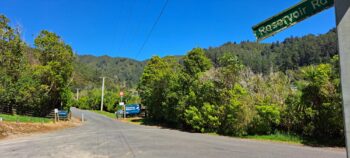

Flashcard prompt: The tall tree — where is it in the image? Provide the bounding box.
[138,56,170,121]
[0,14,24,113]
[34,30,74,115]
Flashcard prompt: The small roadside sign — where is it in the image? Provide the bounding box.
[252,0,334,41]
[119,91,124,97]
[54,108,58,113]
[119,102,125,106]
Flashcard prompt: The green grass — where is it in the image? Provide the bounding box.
[90,110,116,119]
[0,114,52,123]
[242,133,303,144]
[127,117,148,125]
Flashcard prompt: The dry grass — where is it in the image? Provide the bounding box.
[0,118,81,140]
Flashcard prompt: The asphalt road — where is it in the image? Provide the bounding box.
[0,108,346,158]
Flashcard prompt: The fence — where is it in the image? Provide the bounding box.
[0,105,62,119]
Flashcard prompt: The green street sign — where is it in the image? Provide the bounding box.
[252,0,334,41]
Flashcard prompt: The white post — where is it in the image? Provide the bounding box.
[122,96,126,119]
[82,113,84,122]
[335,0,350,157]
[76,88,79,100]
[124,105,126,119]
[100,77,105,111]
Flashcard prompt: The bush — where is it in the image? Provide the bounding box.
[184,106,204,132]
[249,104,280,135]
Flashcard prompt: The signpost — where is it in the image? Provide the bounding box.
[119,102,125,119]
[252,0,334,41]
[54,108,58,123]
[119,91,125,118]
[335,0,350,157]
[253,0,349,157]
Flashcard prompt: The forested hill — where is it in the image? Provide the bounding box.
[71,29,337,89]
[205,28,337,73]
[72,55,146,90]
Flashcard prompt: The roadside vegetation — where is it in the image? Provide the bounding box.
[76,88,140,113]
[90,110,116,119]
[242,133,303,144]
[0,15,75,117]
[138,45,344,146]
[0,114,51,123]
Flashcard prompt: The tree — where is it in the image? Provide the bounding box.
[299,60,343,138]
[34,30,74,115]
[138,56,171,121]
[183,48,212,76]
[0,14,24,113]
[218,84,253,136]
[177,48,213,124]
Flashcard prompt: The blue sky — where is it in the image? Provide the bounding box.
[0,0,336,61]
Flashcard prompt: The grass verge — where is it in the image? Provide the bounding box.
[122,117,147,125]
[0,114,51,123]
[90,110,116,119]
[241,133,303,144]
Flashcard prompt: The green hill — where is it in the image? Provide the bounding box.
[72,55,146,90]
[205,29,337,73]
[70,29,337,90]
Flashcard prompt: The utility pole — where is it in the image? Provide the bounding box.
[100,77,105,111]
[76,88,79,100]
[335,0,350,157]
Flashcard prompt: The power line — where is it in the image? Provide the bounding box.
[117,0,136,54]
[135,0,170,60]
[127,0,152,52]
[113,0,125,55]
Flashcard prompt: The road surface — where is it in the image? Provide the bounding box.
[0,108,346,158]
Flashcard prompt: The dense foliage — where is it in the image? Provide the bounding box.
[0,15,74,116]
[75,88,140,113]
[138,46,343,144]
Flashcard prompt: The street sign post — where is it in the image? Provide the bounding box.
[119,91,125,118]
[335,0,350,157]
[54,108,58,122]
[252,0,334,41]
[119,102,126,119]
[252,0,349,157]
